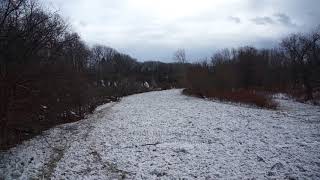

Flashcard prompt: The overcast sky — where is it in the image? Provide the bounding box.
[44,0,320,62]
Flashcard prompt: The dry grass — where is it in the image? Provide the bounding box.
[287,89,320,105]
[183,88,278,109]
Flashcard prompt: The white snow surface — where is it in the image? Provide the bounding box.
[1,89,320,179]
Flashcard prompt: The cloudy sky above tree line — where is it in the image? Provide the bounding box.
[44,0,320,62]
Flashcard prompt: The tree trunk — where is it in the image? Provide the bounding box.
[302,72,313,100]
[0,81,13,148]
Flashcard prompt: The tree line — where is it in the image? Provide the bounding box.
[0,0,184,149]
[184,28,320,108]
[1,0,319,149]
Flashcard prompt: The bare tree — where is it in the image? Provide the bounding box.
[174,49,187,64]
[0,0,24,30]
[280,32,319,100]
[211,48,232,65]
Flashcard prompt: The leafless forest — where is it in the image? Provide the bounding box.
[1,0,319,149]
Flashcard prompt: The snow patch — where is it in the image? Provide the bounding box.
[1,89,320,179]
[95,102,115,112]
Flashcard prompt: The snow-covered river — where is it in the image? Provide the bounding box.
[1,89,320,179]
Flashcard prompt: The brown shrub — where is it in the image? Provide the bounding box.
[183,88,278,109]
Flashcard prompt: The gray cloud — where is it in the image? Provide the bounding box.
[43,0,320,62]
[251,17,274,25]
[78,21,88,27]
[228,16,241,24]
[251,13,296,27]
[274,13,295,26]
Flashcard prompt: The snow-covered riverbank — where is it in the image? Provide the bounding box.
[1,89,320,179]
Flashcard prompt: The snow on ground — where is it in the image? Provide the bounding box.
[95,102,116,112]
[1,89,320,179]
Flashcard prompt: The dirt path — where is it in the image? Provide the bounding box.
[1,90,320,179]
